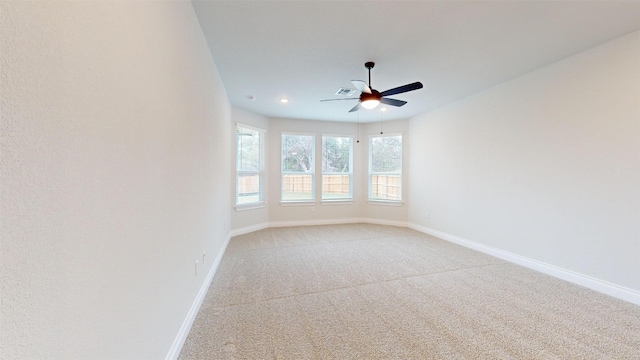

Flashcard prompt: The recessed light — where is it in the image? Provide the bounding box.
[247,95,256,101]
[280,98,289,104]
[380,107,388,112]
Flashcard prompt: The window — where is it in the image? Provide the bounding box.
[281,133,315,201]
[369,134,402,202]
[322,135,353,200]
[236,124,264,207]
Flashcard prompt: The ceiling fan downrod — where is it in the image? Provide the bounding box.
[365,61,375,87]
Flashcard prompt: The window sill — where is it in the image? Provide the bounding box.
[367,199,404,207]
[279,201,317,207]
[235,202,266,212]
[321,199,354,206]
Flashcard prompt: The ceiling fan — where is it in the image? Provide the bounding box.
[321,62,423,112]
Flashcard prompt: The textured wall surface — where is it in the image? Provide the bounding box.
[1,2,230,359]
[409,30,640,293]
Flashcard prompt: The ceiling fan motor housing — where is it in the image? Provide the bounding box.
[361,90,381,102]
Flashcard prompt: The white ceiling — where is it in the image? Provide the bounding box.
[193,1,640,123]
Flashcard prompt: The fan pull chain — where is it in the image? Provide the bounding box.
[356,111,360,143]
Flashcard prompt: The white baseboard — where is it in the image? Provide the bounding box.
[361,218,408,228]
[231,217,409,235]
[165,233,232,360]
[268,217,364,228]
[408,223,640,306]
[229,222,269,237]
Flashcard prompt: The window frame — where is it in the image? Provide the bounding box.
[235,123,265,211]
[368,133,403,205]
[321,134,354,203]
[280,132,316,204]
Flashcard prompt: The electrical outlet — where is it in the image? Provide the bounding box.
[203,251,206,264]
[311,206,315,213]
[425,212,430,219]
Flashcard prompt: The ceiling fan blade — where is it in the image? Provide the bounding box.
[351,80,371,94]
[380,82,423,97]
[348,103,361,112]
[320,98,359,102]
[380,98,407,107]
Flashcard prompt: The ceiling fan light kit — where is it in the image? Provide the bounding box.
[321,62,423,113]
[360,93,380,109]
[361,100,380,109]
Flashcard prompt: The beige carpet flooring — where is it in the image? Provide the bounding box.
[179,224,640,359]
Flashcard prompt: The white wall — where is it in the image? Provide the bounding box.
[231,107,269,230]
[409,30,640,294]
[0,2,231,359]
